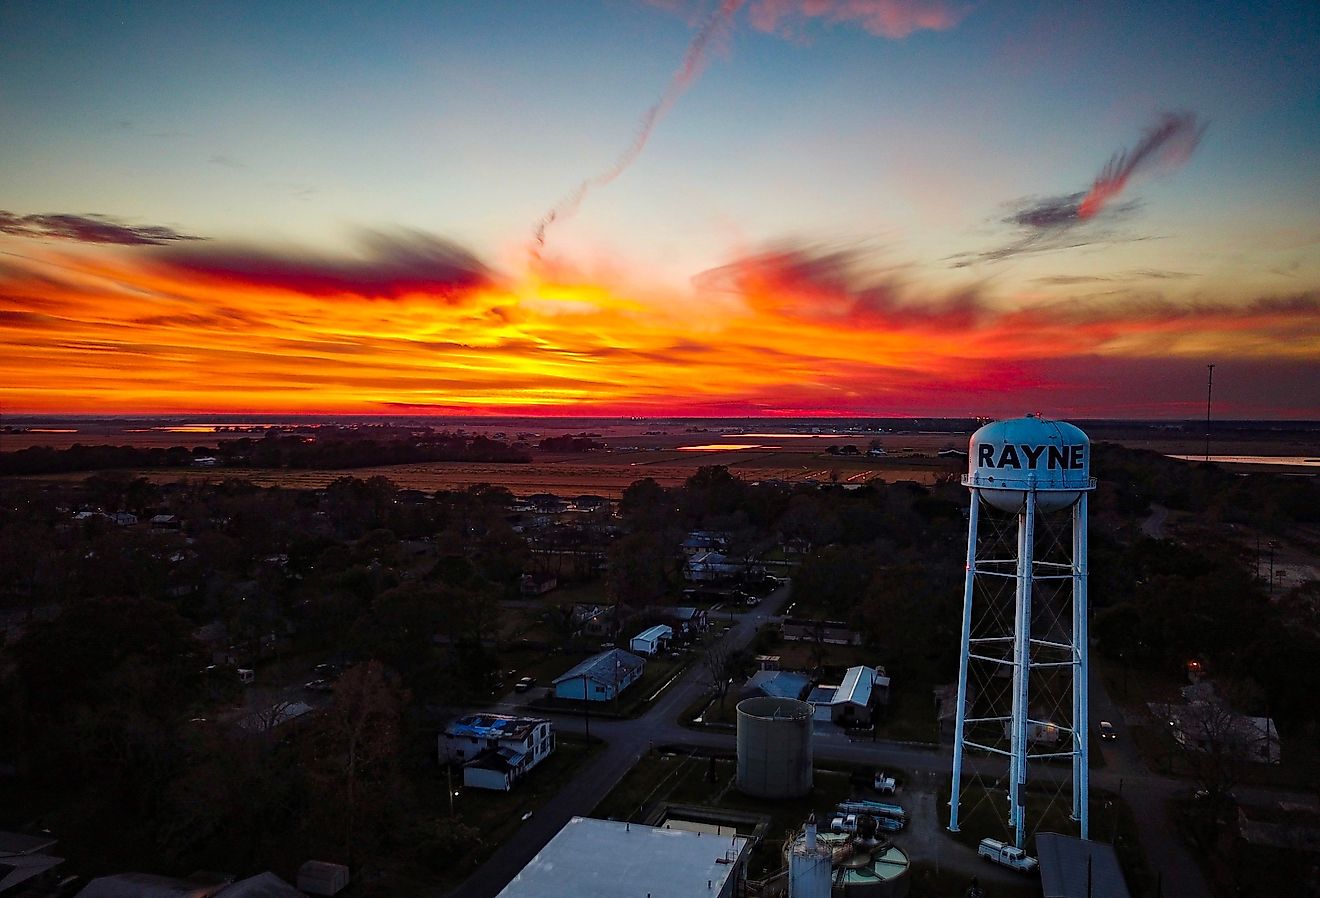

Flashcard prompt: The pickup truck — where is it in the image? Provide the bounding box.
[977,838,1038,873]
[829,814,859,834]
[873,772,897,795]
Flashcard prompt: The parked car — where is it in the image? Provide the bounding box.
[1099,720,1117,741]
[873,772,897,795]
[304,678,335,692]
[514,676,538,692]
[977,838,1038,873]
[313,663,342,679]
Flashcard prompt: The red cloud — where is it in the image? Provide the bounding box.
[748,0,970,38]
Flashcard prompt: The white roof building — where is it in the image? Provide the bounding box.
[629,624,672,656]
[496,816,748,898]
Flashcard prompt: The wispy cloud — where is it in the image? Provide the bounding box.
[0,211,205,245]
[156,229,492,300]
[954,113,1206,266]
[747,0,970,39]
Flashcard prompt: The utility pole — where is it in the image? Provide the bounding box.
[1204,364,1215,461]
[582,671,591,739]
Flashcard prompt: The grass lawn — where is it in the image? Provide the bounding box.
[431,732,603,891]
[875,676,940,744]
[907,862,1041,898]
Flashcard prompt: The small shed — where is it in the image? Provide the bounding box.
[629,624,672,656]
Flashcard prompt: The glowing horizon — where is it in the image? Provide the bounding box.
[1,233,1316,419]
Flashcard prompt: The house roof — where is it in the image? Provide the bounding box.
[446,714,547,742]
[553,649,646,686]
[495,817,747,898]
[0,853,63,894]
[213,873,304,898]
[0,831,58,855]
[745,670,809,701]
[834,666,879,707]
[467,745,528,773]
[1036,833,1131,898]
[75,873,228,898]
[632,625,672,644]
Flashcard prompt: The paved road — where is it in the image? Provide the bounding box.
[445,588,793,898]
[448,579,1228,898]
[1141,503,1169,539]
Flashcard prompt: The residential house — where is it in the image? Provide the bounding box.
[684,551,743,583]
[681,531,727,557]
[1161,701,1281,765]
[520,573,558,596]
[0,830,62,896]
[553,649,646,702]
[629,624,672,656]
[806,666,889,725]
[440,714,555,791]
[742,670,810,702]
[780,618,863,646]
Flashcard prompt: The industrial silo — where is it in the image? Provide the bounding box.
[789,817,832,898]
[736,696,813,798]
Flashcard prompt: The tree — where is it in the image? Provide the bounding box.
[700,635,746,710]
[302,661,409,865]
[606,531,675,604]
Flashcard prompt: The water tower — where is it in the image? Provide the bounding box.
[947,415,1095,847]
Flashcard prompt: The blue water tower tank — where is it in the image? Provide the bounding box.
[965,415,1093,512]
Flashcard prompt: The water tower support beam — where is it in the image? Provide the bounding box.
[1072,492,1090,837]
[947,491,980,833]
[1009,478,1037,849]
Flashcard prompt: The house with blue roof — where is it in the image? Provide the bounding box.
[552,648,646,702]
[440,713,555,791]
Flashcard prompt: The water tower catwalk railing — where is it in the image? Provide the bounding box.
[947,416,1095,849]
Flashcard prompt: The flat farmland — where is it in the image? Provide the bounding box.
[29,445,962,495]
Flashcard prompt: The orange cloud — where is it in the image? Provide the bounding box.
[0,237,1316,417]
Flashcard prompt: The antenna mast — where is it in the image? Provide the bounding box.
[1204,364,1215,462]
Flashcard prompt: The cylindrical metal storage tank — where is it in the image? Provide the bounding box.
[965,414,1093,513]
[789,820,832,898]
[737,696,813,798]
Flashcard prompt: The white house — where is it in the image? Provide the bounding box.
[684,551,743,582]
[629,624,672,656]
[553,649,646,702]
[807,666,889,726]
[439,713,555,791]
[1163,703,1281,765]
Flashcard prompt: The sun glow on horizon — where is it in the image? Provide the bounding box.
[0,237,1317,418]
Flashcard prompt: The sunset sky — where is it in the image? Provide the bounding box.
[1,1,1317,418]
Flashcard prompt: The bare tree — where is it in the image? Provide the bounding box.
[701,636,743,710]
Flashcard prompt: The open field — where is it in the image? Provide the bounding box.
[14,447,964,494]
[7,417,1318,493]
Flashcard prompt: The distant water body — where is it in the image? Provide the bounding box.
[1167,455,1320,467]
